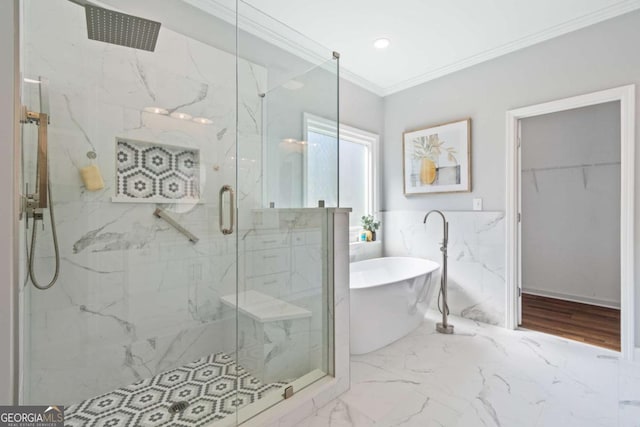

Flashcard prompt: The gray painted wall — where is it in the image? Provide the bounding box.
[381,10,640,344]
[521,102,621,308]
[0,0,18,404]
[341,79,384,137]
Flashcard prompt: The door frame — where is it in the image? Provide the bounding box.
[505,85,636,359]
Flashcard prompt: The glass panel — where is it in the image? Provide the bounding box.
[339,140,369,226]
[306,130,338,208]
[19,0,242,424]
[262,61,339,209]
[236,0,338,420]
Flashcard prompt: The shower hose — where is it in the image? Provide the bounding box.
[26,179,60,290]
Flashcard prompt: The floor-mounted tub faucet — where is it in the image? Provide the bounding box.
[423,210,454,334]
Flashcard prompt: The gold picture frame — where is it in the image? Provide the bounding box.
[402,118,471,195]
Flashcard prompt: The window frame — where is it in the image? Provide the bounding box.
[302,113,379,229]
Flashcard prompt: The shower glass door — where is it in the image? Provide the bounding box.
[19,0,337,425]
[19,0,243,424]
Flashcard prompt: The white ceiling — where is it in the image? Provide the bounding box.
[241,0,640,96]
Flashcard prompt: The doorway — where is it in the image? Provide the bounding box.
[505,86,635,358]
[520,102,621,350]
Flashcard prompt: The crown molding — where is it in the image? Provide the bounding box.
[381,0,640,96]
[185,0,640,98]
[339,69,385,96]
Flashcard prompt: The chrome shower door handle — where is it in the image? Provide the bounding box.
[219,185,235,235]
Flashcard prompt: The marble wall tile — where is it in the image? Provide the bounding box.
[263,319,311,383]
[381,210,505,326]
[348,241,382,262]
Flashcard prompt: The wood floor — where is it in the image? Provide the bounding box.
[521,293,620,351]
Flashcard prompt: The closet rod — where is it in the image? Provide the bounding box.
[522,161,620,173]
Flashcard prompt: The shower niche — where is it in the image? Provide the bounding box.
[17,0,346,425]
[114,138,201,203]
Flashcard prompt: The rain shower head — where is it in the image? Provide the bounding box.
[71,1,161,52]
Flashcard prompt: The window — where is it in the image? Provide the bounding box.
[303,113,378,227]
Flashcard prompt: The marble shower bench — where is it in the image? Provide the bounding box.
[221,291,312,384]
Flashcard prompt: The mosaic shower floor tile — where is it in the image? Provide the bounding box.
[64,352,287,427]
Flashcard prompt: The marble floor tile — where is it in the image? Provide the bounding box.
[301,310,637,427]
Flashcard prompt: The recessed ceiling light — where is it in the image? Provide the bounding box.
[144,106,169,115]
[373,38,390,49]
[192,117,213,125]
[170,112,193,120]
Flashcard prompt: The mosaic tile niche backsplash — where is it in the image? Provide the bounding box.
[115,138,200,202]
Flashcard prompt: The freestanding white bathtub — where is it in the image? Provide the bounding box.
[350,257,440,355]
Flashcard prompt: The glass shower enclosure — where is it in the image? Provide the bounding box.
[18,0,339,425]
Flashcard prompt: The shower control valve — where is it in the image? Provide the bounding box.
[22,188,44,221]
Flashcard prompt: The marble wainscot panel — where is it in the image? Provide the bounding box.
[382,210,505,326]
[349,241,382,262]
[21,0,266,405]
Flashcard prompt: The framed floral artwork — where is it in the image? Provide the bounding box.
[402,118,471,195]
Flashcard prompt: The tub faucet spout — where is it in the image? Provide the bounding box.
[423,210,448,249]
[423,210,454,334]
